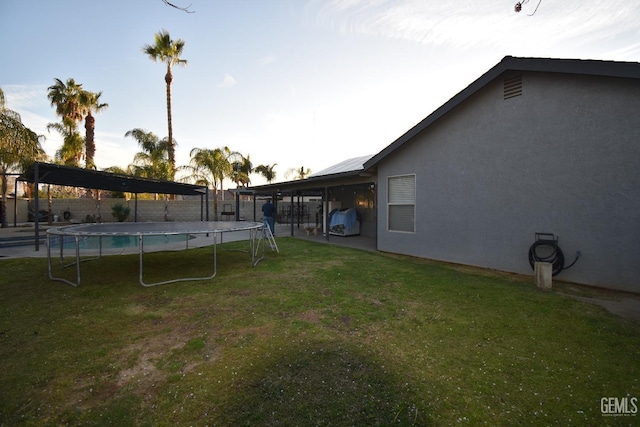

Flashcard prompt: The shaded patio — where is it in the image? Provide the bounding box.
[273,222,376,252]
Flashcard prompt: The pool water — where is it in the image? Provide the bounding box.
[50,234,194,250]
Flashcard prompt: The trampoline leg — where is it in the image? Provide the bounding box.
[48,233,102,287]
[138,232,218,287]
[75,236,81,286]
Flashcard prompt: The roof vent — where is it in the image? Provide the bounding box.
[504,75,523,99]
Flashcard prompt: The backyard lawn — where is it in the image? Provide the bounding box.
[1,238,638,426]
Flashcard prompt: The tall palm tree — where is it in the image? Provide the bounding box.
[255,163,277,183]
[1,90,46,227]
[125,128,172,181]
[187,147,233,220]
[47,78,83,135]
[142,30,187,179]
[79,90,108,170]
[47,78,85,166]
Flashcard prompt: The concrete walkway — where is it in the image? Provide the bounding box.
[0,224,52,258]
[279,223,377,252]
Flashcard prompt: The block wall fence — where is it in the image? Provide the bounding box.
[5,198,324,225]
[5,198,262,224]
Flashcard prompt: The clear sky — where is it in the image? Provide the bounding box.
[2,0,639,186]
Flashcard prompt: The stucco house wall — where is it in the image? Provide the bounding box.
[376,71,640,292]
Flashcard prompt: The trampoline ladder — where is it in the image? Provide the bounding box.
[263,220,279,253]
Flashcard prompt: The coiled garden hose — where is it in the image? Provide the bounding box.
[528,235,580,277]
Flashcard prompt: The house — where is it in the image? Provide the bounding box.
[252,56,640,293]
[365,56,640,292]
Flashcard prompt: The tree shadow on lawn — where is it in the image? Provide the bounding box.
[220,340,429,426]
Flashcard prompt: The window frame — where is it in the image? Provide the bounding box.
[387,173,416,233]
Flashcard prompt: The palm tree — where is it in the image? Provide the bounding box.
[142,29,188,179]
[1,90,46,227]
[48,79,108,169]
[47,78,83,135]
[187,147,233,220]
[47,78,85,166]
[102,165,133,198]
[125,128,172,181]
[46,122,84,167]
[285,166,311,180]
[230,153,253,187]
[255,163,277,183]
[79,90,108,170]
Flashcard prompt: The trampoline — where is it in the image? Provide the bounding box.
[46,221,266,287]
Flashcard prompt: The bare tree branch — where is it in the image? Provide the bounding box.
[515,0,542,16]
[162,0,195,13]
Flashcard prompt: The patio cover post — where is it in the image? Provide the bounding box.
[13,176,18,227]
[324,186,330,242]
[206,188,209,221]
[290,191,294,237]
[34,162,40,251]
[235,189,240,221]
[297,192,301,229]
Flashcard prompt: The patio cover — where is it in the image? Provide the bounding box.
[21,162,207,195]
[249,155,375,240]
[19,162,209,251]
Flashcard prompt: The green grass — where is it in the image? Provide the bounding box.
[1,238,638,426]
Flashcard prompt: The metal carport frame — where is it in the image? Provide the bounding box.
[18,162,209,251]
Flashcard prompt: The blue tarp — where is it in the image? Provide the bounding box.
[329,208,357,229]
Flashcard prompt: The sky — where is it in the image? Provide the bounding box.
[1,0,639,187]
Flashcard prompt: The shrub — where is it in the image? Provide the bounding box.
[111,203,130,222]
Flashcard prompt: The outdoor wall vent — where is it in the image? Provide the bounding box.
[503,75,523,99]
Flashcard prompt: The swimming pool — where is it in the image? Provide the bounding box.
[49,233,193,250]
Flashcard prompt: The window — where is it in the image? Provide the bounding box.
[388,174,415,232]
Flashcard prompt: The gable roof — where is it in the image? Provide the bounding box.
[364,56,640,170]
[21,162,207,196]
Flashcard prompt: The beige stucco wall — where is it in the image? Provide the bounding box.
[3,198,30,224]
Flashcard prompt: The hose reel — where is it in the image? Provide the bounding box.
[528,233,580,277]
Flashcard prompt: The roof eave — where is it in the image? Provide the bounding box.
[249,168,373,193]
